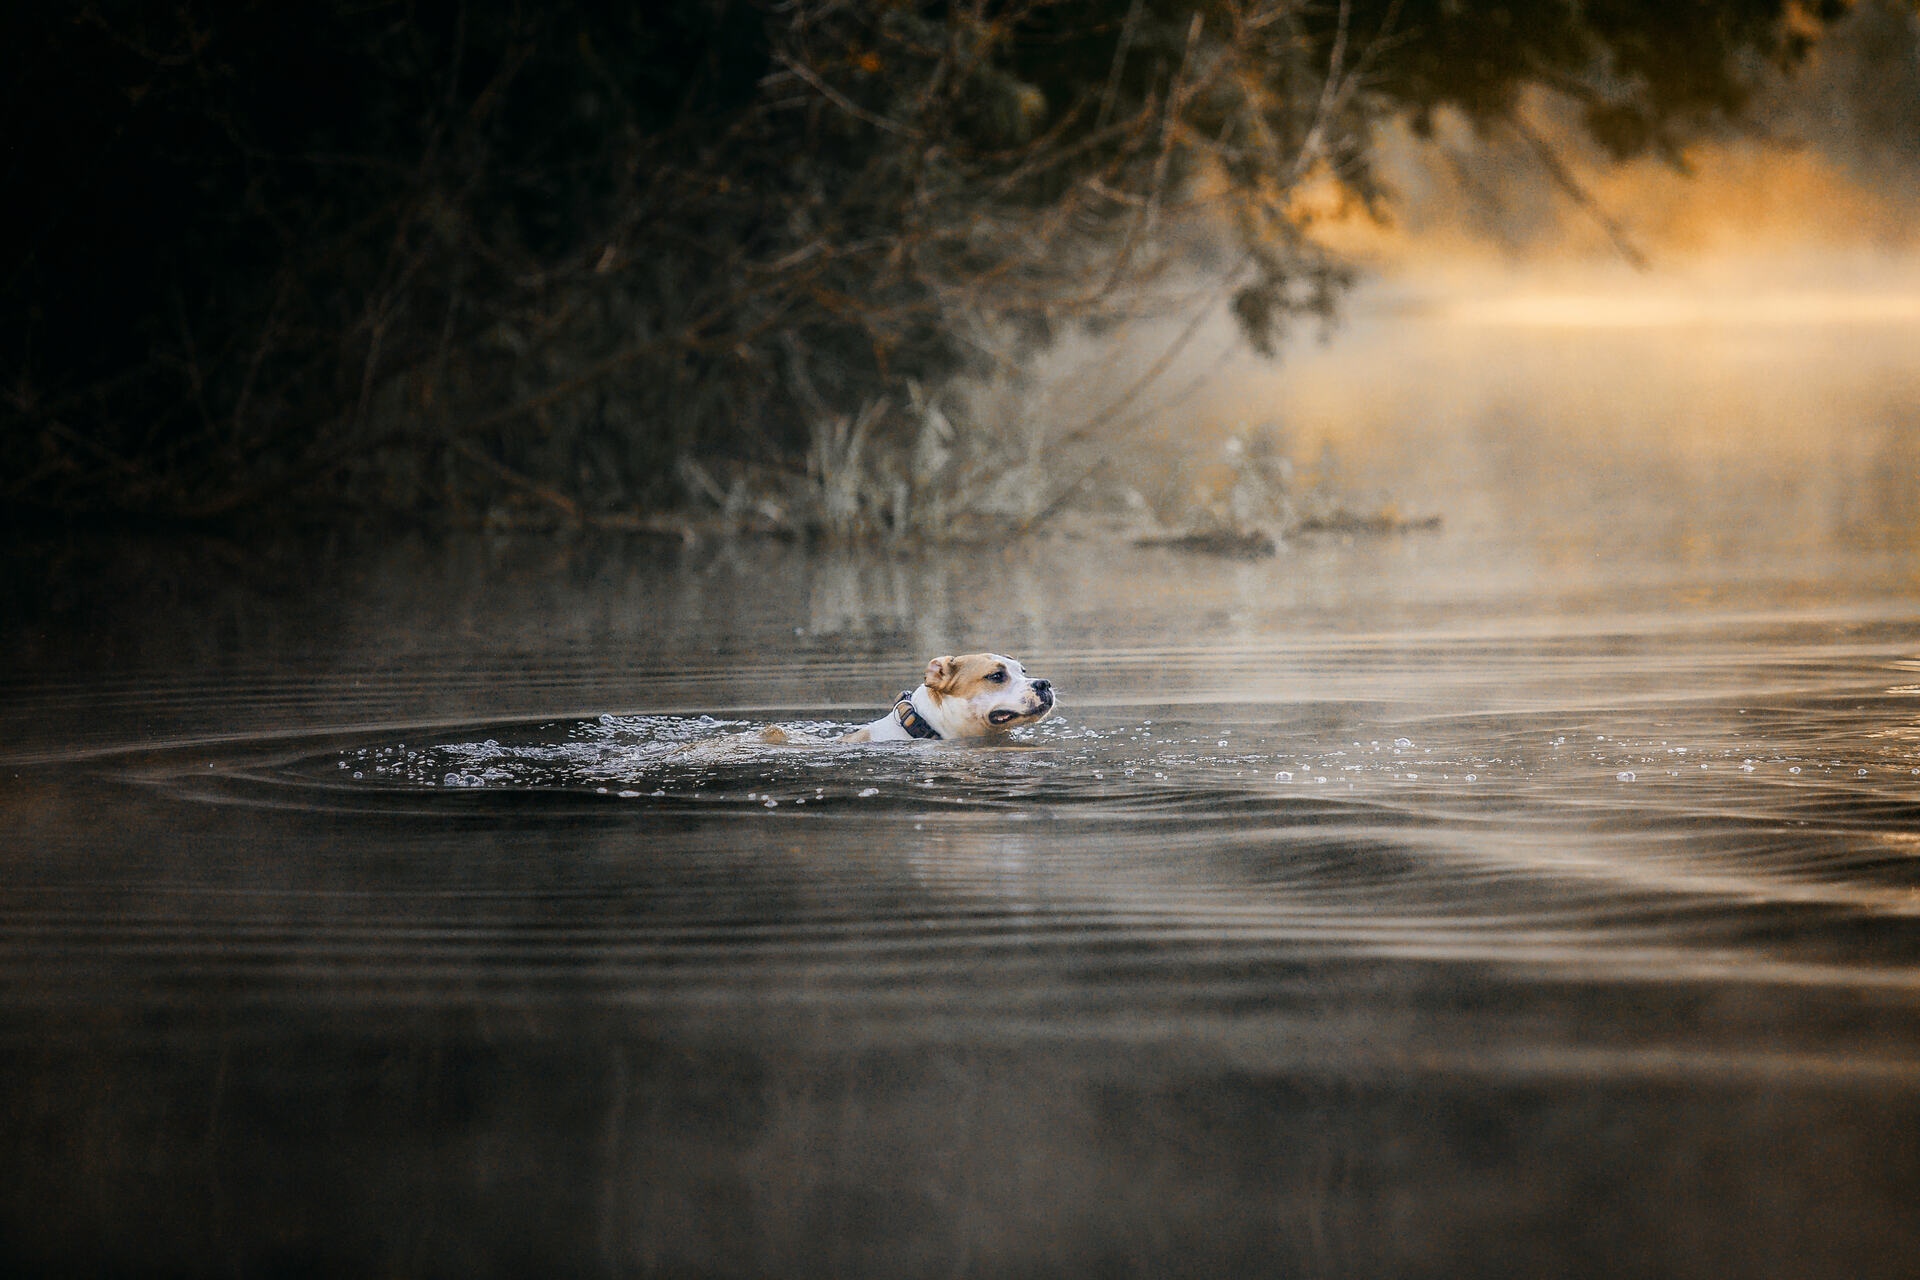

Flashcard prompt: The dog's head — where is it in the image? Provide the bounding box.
[922,652,1056,736]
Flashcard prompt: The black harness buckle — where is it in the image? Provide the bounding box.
[893,690,941,739]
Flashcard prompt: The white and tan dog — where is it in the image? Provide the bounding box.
[841,653,1056,743]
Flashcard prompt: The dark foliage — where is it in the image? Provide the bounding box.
[2,0,1837,526]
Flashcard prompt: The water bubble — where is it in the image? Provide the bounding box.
[762,798,778,808]
[1275,771,1293,781]
[1740,763,1755,772]
[1616,771,1636,782]
[1789,766,1801,774]
[1406,773,1418,780]
[1857,768,1870,776]
[1465,774,1477,782]
[618,790,640,798]
[1394,737,1413,749]
[857,787,879,798]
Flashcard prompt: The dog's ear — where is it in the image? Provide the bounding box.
[924,655,958,694]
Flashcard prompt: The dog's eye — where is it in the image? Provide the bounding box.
[986,670,1007,683]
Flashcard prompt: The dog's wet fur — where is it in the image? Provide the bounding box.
[655,654,1055,760]
[840,653,1056,743]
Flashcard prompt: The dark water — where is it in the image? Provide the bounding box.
[7,320,1920,1277]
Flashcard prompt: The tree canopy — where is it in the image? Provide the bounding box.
[3,0,1849,528]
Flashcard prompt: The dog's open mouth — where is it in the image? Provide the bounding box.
[989,695,1053,726]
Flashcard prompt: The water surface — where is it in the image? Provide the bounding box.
[5,315,1920,1277]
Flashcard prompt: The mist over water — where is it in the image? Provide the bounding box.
[6,295,1920,1277]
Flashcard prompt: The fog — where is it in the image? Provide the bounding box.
[1022,3,1920,556]
[7,5,1920,1278]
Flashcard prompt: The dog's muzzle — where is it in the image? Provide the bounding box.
[988,680,1055,725]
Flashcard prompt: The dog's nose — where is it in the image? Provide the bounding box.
[1033,679,1052,695]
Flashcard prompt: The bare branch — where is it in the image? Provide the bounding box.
[1508,116,1652,270]
[774,51,925,138]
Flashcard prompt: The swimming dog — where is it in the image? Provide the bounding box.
[840,653,1056,743]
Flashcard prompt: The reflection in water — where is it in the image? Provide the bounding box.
[4,315,1920,1277]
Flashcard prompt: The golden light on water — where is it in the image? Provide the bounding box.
[1428,285,1920,328]
[1130,37,1920,539]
